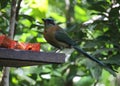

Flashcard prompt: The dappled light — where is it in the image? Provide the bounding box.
[0,0,120,86]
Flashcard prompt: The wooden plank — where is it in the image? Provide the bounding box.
[0,48,65,67]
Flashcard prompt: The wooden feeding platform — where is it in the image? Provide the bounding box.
[0,48,65,67]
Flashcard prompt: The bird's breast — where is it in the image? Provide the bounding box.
[44,26,70,49]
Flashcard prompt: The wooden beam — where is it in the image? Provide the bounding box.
[0,48,65,67]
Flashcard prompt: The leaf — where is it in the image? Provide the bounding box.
[88,1,109,12]
[90,65,102,80]
[30,24,44,29]
[19,14,35,22]
[83,58,116,77]
[93,48,115,55]
[84,40,98,48]
[117,0,120,3]
[51,71,62,77]
[109,7,119,18]
[0,0,10,9]
[82,58,102,79]
[103,54,120,66]
[75,76,94,86]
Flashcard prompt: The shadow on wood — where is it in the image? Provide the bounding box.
[0,48,65,67]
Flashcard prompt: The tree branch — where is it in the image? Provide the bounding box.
[0,0,22,86]
[14,0,22,36]
[8,0,17,38]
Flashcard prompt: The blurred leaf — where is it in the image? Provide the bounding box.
[101,70,113,86]
[103,54,120,66]
[75,76,94,86]
[90,66,102,80]
[36,37,45,42]
[93,48,115,56]
[83,59,102,79]
[74,5,89,21]
[30,23,44,29]
[0,0,10,9]
[1,0,120,86]
[84,40,98,48]
[88,1,109,12]
[48,77,64,86]
[109,7,119,19]
[50,13,66,22]
[19,15,35,22]
[51,71,62,77]
[117,0,120,3]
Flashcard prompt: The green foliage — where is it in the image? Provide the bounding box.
[0,0,10,9]
[74,76,94,86]
[0,0,120,86]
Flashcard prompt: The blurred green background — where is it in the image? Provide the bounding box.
[0,0,120,86]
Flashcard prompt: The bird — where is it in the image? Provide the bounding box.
[42,18,116,76]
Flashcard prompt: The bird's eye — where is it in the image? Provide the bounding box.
[49,20,53,23]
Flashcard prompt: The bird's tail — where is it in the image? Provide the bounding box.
[73,45,116,76]
[73,45,105,66]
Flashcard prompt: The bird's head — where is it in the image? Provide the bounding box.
[42,18,55,26]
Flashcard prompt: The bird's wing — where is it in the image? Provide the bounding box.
[55,28,76,46]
